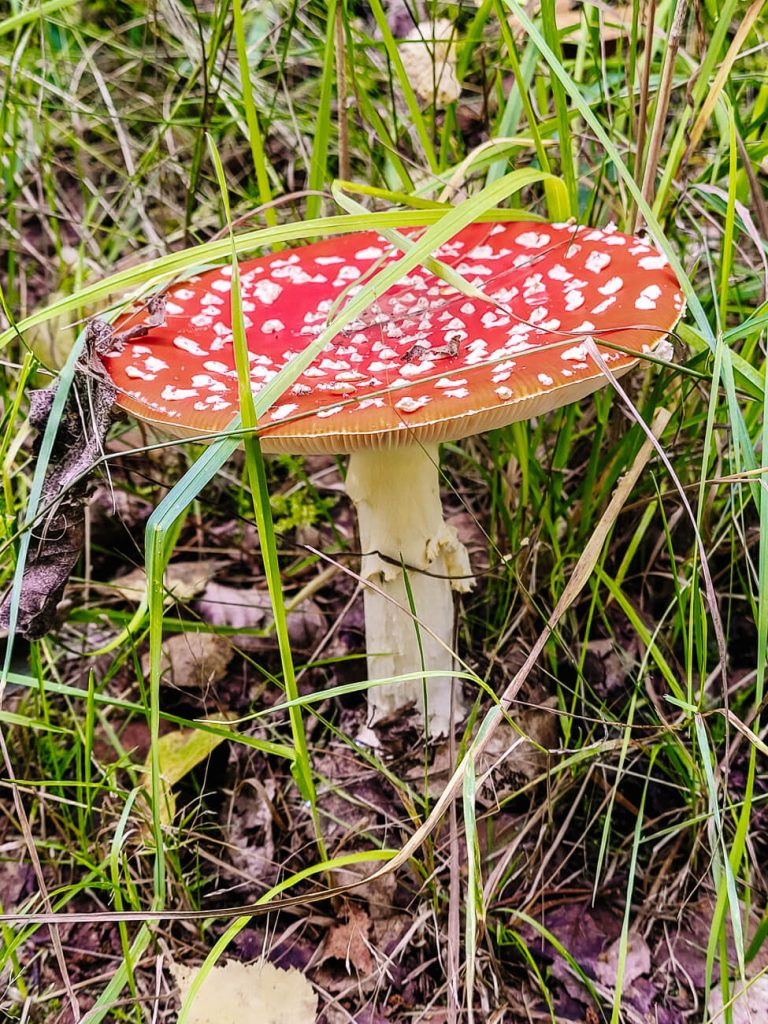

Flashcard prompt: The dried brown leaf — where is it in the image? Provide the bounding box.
[323,904,374,975]
[112,559,227,604]
[197,581,325,652]
[140,631,233,690]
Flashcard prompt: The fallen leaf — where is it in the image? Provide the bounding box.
[171,959,317,1024]
[197,581,325,652]
[709,975,768,1023]
[142,716,232,824]
[594,931,651,989]
[140,631,233,690]
[323,903,374,974]
[196,582,270,631]
[111,559,227,604]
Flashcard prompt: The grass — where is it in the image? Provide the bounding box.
[0,0,767,1021]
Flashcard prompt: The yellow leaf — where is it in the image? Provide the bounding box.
[142,717,232,826]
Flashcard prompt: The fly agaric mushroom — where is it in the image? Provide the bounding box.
[103,221,683,737]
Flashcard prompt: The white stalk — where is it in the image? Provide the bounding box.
[345,443,474,737]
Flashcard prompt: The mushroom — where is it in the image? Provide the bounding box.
[103,221,684,737]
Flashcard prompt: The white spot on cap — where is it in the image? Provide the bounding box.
[191,314,213,328]
[495,386,513,400]
[481,311,511,328]
[203,360,236,376]
[270,403,298,421]
[444,388,469,398]
[174,335,208,356]
[253,280,283,304]
[261,319,285,334]
[435,377,467,388]
[565,291,585,311]
[173,289,195,300]
[638,254,668,270]
[211,279,231,293]
[635,284,662,310]
[317,404,343,418]
[355,246,385,259]
[315,255,344,265]
[598,277,624,296]
[165,302,184,315]
[333,266,361,284]
[591,297,616,314]
[395,395,431,413]
[320,358,351,371]
[144,357,169,372]
[125,366,156,380]
[548,264,572,282]
[400,361,436,377]
[161,385,198,401]
[537,373,554,386]
[517,231,551,248]
[561,345,588,361]
[585,251,611,273]
[272,265,327,285]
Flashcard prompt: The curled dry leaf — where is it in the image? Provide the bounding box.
[171,959,318,1024]
[111,558,228,604]
[140,631,233,691]
[399,19,460,107]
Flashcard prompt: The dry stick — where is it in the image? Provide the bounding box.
[629,0,657,233]
[0,408,672,930]
[335,5,350,183]
[637,0,690,229]
[736,132,768,278]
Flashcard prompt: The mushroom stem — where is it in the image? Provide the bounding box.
[346,443,474,737]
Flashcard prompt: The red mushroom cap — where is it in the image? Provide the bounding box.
[104,221,684,453]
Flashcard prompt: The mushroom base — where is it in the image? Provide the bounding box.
[346,443,473,738]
